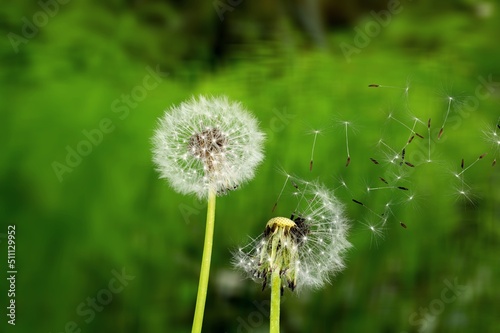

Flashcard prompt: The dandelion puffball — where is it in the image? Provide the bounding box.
[152,95,265,199]
[234,179,351,292]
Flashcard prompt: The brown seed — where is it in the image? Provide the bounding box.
[370,158,379,165]
[397,186,409,191]
[408,135,415,143]
[368,84,380,88]
[438,127,444,140]
[461,158,464,169]
[428,118,431,129]
[405,162,415,167]
[415,132,424,139]
[309,160,313,171]
[479,153,487,159]
[379,177,388,184]
[346,156,351,167]
[352,199,364,206]
[400,222,407,229]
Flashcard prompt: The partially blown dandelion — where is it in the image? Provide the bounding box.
[152,95,265,199]
[234,179,351,332]
[152,95,265,333]
[236,180,350,290]
[235,180,350,291]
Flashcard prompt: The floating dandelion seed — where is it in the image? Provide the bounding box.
[272,173,291,212]
[388,114,422,139]
[452,178,476,204]
[366,185,391,192]
[352,199,388,226]
[368,83,408,90]
[482,116,500,166]
[365,183,410,192]
[368,81,411,105]
[152,95,265,199]
[427,118,432,162]
[362,220,386,247]
[377,139,400,164]
[452,155,484,204]
[333,176,352,194]
[343,121,352,167]
[352,196,408,229]
[438,96,454,140]
[309,130,321,171]
[455,153,487,178]
[234,180,351,292]
[386,115,424,162]
[345,121,351,166]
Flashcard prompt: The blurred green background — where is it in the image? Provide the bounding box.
[1,1,499,332]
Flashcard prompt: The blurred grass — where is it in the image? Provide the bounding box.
[1,2,500,333]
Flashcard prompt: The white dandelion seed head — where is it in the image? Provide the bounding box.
[152,95,265,199]
[233,179,351,292]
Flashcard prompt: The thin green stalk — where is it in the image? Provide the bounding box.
[191,188,217,333]
[270,267,281,333]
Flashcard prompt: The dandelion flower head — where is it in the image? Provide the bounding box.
[234,179,351,292]
[152,95,265,199]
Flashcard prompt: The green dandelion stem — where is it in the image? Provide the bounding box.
[270,266,281,333]
[191,188,217,333]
